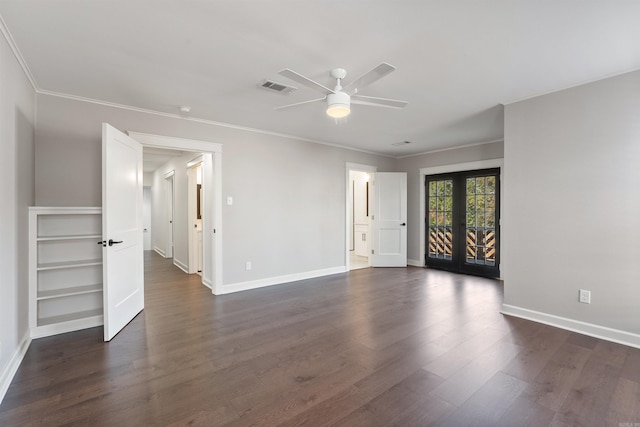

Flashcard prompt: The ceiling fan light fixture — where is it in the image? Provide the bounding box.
[326,92,351,118]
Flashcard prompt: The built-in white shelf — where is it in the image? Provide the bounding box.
[38,309,103,327]
[37,259,103,271]
[37,284,103,300]
[29,207,104,338]
[36,234,102,242]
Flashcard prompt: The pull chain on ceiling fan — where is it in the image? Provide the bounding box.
[276,63,408,118]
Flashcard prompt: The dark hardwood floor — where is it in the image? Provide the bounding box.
[1,252,639,426]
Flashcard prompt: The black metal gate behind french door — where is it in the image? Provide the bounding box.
[425,168,500,278]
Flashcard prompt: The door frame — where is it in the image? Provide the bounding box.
[345,162,377,270]
[128,131,223,295]
[419,158,504,278]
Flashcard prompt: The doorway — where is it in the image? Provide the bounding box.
[350,170,371,270]
[345,163,377,270]
[425,168,500,278]
[128,131,223,294]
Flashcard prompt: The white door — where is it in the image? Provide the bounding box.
[164,173,174,258]
[102,123,144,341]
[143,187,152,250]
[370,172,407,267]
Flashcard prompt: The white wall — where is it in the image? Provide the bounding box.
[395,141,504,264]
[0,28,35,400]
[143,172,153,187]
[34,94,396,288]
[503,70,640,344]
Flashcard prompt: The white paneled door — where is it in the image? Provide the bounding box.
[370,172,407,267]
[101,123,144,341]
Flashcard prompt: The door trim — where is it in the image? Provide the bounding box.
[128,132,223,295]
[419,158,503,278]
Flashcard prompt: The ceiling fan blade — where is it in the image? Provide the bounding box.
[351,94,408,109]
[344,63,396,93]
[278,69,335,95]
[275,97,326,111]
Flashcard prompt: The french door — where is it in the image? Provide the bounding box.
[425,168,500,278]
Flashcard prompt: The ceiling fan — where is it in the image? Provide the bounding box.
[275,63,408,118]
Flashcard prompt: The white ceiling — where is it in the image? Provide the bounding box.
[142,147,185,174]
[1,1,639,157]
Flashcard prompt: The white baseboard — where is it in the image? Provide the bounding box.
[201,278,213,290]
[0,331,31,405]
[173,258,189,274]
[501,304,640,349]
[153,246,165,257]
[222,266,348,295]
[407,259,423,267]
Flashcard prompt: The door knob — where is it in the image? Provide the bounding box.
[108,239,123,246]
[400,223,406,226]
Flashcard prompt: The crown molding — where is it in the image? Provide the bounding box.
[37,89,395,159]
[395,139,503,159]
[0,13,38,91]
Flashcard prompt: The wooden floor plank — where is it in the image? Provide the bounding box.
[1,251,639,426]
[437,371,528,426]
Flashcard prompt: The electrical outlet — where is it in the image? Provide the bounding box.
[245,261,252,271]
[579,289,591,304]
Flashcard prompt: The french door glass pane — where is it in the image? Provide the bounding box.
[465,176,496,267]
[428,179,453,260]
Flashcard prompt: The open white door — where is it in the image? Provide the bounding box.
[102,123,144,341]
[370,172,407,267]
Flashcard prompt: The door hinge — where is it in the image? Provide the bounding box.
[213,229,216,234]
[371,249,374,255]
[372,215,375,220]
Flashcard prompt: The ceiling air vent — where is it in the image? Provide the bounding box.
[260,79,297,94]
[392,140,412,146]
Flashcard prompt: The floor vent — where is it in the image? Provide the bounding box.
[260,80,296,94]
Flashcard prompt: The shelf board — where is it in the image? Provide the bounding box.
[37,284,103,300]
[37,259,103,271]
[37,234,102,242]
[37,308,103,327]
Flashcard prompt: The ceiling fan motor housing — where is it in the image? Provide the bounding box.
[327,91,350,110]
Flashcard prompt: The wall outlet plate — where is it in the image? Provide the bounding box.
[245,261,252,271]
[579,289,591,304]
